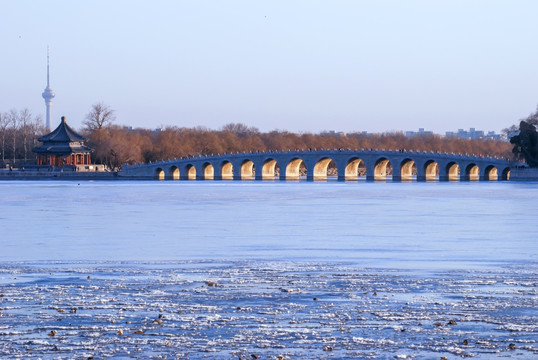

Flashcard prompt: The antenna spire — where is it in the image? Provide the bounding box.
[47,46,50,87]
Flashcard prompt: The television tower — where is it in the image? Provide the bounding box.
[42,47,55,131]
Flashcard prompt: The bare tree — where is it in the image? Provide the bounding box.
[221,123,259,137]
[83,102,116,131]
[502,124,518,137]
[29,114,45,159]
[7,109,20,165]
[504,103,538,139]
[18,108,33,162]
[0,112,8,164]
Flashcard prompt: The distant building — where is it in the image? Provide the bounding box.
[445,128,484,140]
[445,128,506,141]
[405,128,433,137]
[323,130,347,137]
[403,127,506,141]
[484,131,505,141]
[33,116,94,168]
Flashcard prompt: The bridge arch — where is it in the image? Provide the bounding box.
[241,159,255,180]
[168,166,180,180]
[154,167,165,180]
[501,167,510,181]
[424,160,439,181]
[465,163,479,181]
[220,160,234,180]
[344,157,366,181]
[203,162,214,180]
[184,164,197,180]
[400,158,416,181]
[285,158,306,180]
[262,158,279,180]
[483,165,498,181]
[444,162,460,181]
[313,157,336,181]
[374,157,392,181]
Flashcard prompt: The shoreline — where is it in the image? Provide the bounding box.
[1,168,538,182]
[0,170,118,180]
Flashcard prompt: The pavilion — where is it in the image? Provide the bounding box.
[33,116,94,168]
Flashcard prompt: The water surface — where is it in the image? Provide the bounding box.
[0,180,536,269]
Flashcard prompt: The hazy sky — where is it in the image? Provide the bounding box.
[2,0,538,134]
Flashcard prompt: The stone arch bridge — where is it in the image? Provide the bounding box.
[120,149,511,182]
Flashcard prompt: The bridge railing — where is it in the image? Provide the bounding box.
[122,149,511,169]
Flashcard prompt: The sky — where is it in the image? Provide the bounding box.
[2,0,538,134]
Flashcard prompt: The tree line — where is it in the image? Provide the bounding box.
[0,109,46,167]
[1,103,513,170]
[83,104,512,171]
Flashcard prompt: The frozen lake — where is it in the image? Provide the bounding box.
[0,180,536,358]
[1,180,537,267]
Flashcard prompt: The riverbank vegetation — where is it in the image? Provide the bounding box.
[85,124,512,171]
[509,105,538,167]
[0,109,46,167]
[82,103,512,170]
[1,105,512,170]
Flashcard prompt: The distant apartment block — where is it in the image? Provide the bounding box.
[405,127,506,141]
[484,131,505,141]
[405,128,434,137]
[445,128,505,141]
[323,130,347,137]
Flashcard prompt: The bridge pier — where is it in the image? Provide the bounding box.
[305,167,313,181]
[416,175,426,182]
[366,163,375,182]
[253,161,264,181]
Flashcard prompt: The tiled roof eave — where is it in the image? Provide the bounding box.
[33,145,94,154]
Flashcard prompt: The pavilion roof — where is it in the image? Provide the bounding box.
[38,116,87,143]
[33,116,93,155]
